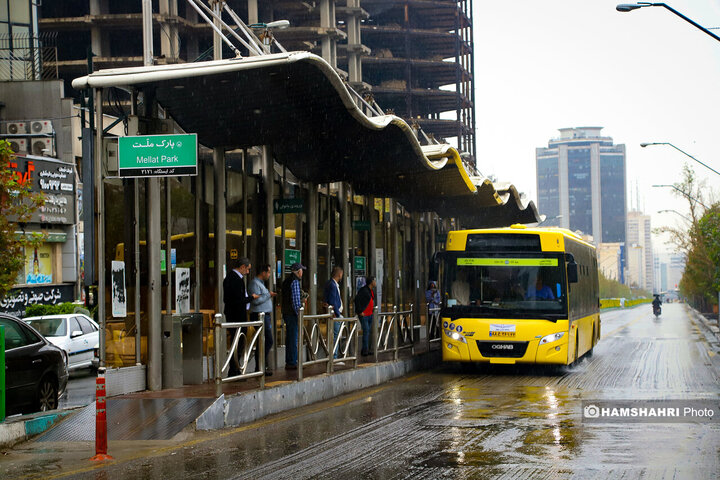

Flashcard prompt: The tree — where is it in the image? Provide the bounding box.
[655,164,718,311]
[0,140,45,298]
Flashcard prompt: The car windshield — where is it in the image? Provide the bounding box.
[26,317,66,337]
[442,253,568,320]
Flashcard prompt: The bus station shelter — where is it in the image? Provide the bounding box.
[72,51,540,391]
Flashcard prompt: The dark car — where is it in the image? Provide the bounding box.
[1,313,69,415]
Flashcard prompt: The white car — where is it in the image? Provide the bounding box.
[24,314,100,371]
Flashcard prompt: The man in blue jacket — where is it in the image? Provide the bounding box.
[323,265,344,360]
[249,264,276,376]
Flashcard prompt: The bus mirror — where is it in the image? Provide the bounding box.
[567,261,579,284]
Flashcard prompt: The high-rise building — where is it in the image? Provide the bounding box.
[536,127,626,243]
[626,210,654,291]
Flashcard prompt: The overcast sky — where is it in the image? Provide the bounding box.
[473,0,720,254]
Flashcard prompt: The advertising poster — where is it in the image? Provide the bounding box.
[175,267,191,314]
[25,245,53,284]
[111,260,127,317]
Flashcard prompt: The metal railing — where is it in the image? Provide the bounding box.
[0,33,58,81]
[214,313,265,395]
[297,307,334,381]
[374,304,414,361]
[297,306,360,381]
[427,305,442,351]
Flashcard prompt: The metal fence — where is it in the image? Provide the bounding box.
[374,304,414,361]
[213,313,265,395]
[297,307,360,381]
[427,306,442,351]
[0,33,58,81]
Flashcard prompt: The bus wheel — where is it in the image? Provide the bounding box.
[586,327,595,358]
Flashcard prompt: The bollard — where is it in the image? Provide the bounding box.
[372,306,378,364]
[393,305,399,361]
[409,304,415,356]
[90,367,113,461]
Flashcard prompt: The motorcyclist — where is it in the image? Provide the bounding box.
[652,294,662,313]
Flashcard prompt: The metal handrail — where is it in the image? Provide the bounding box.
[329,315,360,371]
[214,313,265,396]
[297,306,334,381]
[427,305,442,350]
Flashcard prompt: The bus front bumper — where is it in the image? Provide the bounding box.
[442,331,569,365]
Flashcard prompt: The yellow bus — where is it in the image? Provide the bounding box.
[438,225,599,365]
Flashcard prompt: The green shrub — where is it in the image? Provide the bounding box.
[25,302,80,317]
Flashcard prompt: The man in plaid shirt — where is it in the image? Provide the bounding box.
[281,262,306,369]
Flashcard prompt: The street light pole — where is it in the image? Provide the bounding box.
[652,184,709,209]
[616,3,720,43]
[657,209,691,222]
[641,142,720,177]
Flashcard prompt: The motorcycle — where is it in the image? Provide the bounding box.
[653,304,661,317]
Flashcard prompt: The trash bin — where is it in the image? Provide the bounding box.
[181,313,204,385]
[162,314,183,388]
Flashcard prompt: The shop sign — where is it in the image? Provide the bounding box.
[273,198,304,214]
[0,284,74,318]
[7,157,76,225]
[118,134,198,177]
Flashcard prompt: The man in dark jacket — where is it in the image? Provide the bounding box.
[223,257,258,374]
[354,276,376,356]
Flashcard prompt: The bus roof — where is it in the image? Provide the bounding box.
[446,225,596,252]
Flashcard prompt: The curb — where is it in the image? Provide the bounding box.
[0,409,76,450]
[197,349,440,431]
[687,306,720,346]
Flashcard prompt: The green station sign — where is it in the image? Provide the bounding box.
[285,249,301,267]
[274,198,304,214]
[352,220,370,231]
[354,256,366,272]
[118,134,197,177]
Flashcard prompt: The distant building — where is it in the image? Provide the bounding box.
[626,210,654,291]
[598,242,623,281]
[536,127,626,243]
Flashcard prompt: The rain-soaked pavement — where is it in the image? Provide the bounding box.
[3,303,719,479]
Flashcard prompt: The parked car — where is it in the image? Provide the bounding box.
[1,313,69,415]
[24,314,100,372]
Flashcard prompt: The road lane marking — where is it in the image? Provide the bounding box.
[601,312,645,339]
[27,372,427,480]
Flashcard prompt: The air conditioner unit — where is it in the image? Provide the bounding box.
[31,138,54,156]
[9,138,28,153]
[30,120,54,135]
[7,122,27,135]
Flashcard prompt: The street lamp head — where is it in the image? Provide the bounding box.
[616,4,643,12]
[640,143,650,148]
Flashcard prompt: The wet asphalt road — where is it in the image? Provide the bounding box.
[5,303,720,479]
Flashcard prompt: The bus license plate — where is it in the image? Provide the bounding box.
[490,324,516,337]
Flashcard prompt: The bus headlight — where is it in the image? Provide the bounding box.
[444,329,467,344]
[539,332,565,345]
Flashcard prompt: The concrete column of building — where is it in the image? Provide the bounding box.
[558,144,570,229]
[320,0,337,67]
[90,0,109,57]
[159,0,179,62]
[389,200,400,307]
[338,182,350,312]
[194,160,202,313]
[262,147,276,294]
[247,0,258,25]
[590,142,602,243]
[326,184,333,282]
[142,0,154,66]
[307,184,318,314]
[346,0,363,85]
[165,178,172,313]
[185,2,199,61]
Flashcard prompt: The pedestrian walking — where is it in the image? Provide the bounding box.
[354,276,376,356]
[223,257,258,375]
[249,264,276,376]
[281,262,305,369]
[323,266,344,360]
[426,281,441,309]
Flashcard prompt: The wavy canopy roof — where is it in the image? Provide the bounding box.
[73,51,539,227]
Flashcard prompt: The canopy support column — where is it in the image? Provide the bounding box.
[308,183,318,314]
[339,182,350,312]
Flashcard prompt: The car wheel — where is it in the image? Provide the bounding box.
[37,376,58,412]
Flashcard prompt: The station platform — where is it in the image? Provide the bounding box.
[34,345,439,443]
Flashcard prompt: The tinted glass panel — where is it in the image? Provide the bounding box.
[466,234,541,252]
[0,319,30,349]
[26,318,66,337]
[77,316,96,334]
[69,317,81,334]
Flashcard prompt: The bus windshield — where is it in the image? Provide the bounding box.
[441,253,568,320]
